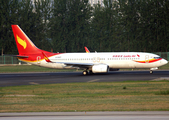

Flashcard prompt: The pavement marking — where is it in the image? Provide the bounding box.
[5,95,36,97]
[29,82,39,85]
[88,79,100,83]
[151,77,169,81]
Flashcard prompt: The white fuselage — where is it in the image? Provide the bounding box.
[28,52,168,70]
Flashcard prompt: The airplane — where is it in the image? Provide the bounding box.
[11,25,168,75]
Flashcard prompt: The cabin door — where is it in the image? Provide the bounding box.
[93,57,100,63]
[37,56,41,64]
[145,55,149,63]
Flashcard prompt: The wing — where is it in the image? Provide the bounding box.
[42,52,94,68]
[63,62,93,68]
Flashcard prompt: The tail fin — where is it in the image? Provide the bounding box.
[11,25,41,55]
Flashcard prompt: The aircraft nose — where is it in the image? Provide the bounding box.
[162,59,168,65]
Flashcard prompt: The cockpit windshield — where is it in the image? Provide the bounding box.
[154,57,162,59]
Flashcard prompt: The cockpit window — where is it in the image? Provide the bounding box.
[154,57,161,59]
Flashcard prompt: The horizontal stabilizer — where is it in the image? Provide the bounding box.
[4,55,29,58]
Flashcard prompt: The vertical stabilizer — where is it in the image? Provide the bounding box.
[11,25,41,55]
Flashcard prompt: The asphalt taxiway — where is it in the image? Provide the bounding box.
[0,70,169,87]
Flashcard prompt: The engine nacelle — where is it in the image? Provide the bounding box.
[92,64,109,73]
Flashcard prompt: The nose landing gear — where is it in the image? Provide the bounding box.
[150,70,153,74]
[150,67,158,74]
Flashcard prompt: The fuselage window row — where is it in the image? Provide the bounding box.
[54,57,141,61]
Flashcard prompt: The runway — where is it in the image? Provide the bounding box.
[0,70,169,87]
[0,112,169,120]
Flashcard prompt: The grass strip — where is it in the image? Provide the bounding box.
[0,81,169,112]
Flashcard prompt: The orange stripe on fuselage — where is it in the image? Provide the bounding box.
[134,58,162,63]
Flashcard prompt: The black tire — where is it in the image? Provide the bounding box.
[83,71,88,75]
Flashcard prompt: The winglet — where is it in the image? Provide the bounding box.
[42,52,52,62]
[84,46,90,53]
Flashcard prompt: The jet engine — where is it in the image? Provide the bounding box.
[92,64,109,73]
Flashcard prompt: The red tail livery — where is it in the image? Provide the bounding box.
[11,25,58,62]
[11,25,41,55]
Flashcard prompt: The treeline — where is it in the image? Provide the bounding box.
[0,0,169,54]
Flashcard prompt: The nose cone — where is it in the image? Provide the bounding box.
[161,59,168,65]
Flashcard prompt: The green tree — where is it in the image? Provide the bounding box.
[91,0,121,52]
[33,0,52,51]
[118,0,142,52]
[49,0,92,53]
[0,0,20,54]
[0,0,52,54]
[138,0,169,52]
[17,0,52,51]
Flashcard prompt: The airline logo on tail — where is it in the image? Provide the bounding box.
[17,35,27,49]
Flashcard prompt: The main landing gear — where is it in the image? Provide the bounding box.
[82,70,93,75]
[150,70,153,74]
[83,71,88,75]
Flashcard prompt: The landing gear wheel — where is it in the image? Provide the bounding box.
[89,70,93,75]
[83,71,88,75]
[150,70,153,74]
